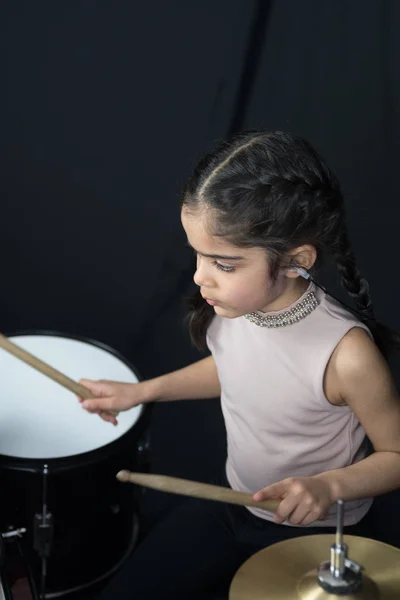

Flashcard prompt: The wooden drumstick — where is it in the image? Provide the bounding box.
[117,471,280,512]
[0,333,119,418]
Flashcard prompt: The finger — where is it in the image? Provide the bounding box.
[100,411,118,426]
[78,379,106,397]
[253,481,287,502]
[81,404,117,423]
[285,504,312,525]
[298,511,319,526]
[299,504,328,525]
[273,496,299,524]
[81,397,117,413]
[82,407,118,425]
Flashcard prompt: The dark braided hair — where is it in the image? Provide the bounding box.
[332,229,374,320]
[182,130,400,356]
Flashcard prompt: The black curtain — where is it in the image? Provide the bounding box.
[0,0,256,363]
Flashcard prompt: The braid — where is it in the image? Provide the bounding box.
[332,228,375,321]
[332,227,400,358]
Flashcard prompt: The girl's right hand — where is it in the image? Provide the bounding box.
[78,379,149,426]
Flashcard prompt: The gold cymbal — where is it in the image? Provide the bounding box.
[229,534,400,600]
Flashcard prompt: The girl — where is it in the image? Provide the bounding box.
[80,131,400,600]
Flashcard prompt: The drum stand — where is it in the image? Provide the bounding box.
[0,464,53,599]
[33,465,53,600]
[1,528,39,599]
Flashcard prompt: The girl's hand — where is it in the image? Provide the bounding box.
[252,476,335,525]
[78,379,148,426]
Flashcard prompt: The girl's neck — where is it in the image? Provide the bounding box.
[258,278,310,314]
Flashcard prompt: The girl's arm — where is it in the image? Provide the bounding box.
[144,355,221,402]
[314,327,400,500]
[80,354,221,422]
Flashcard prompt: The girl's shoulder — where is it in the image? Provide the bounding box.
[327,325,400,457]
[327,325,389,406]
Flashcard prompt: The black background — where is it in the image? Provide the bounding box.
[2,0,400,564]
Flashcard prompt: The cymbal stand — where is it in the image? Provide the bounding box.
[317,499,363,594]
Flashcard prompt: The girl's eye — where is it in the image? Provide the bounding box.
[213,261,235,273]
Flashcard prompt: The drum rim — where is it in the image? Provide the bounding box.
[5,329,143,381]
[0,329,152,470]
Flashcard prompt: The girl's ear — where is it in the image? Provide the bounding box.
[286,245,317,277]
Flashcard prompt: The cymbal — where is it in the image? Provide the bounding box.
[229,534,400,600]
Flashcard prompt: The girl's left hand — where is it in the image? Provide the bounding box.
[252,476,335,525]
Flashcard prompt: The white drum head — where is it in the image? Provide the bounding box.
[0,335,142,459]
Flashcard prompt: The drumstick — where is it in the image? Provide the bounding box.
[117,470,280,512]
[0,333,118,417]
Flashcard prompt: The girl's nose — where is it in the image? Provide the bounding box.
[193,257,213,288]
[193,267,206,287]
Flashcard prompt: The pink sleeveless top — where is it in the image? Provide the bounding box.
[207,282,373,527]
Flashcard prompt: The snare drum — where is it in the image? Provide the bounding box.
[0,332,150,598]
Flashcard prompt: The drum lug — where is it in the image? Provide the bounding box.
[33,512,54,558]
[137,434,151,472]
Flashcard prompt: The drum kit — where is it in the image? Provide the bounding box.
[0,332,150,599]
[0,332,400,599]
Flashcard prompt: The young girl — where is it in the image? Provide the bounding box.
[80,131,400,600]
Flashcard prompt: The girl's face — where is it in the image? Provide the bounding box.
[181,209,291,318]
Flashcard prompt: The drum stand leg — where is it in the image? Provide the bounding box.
[34,465,53,600]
